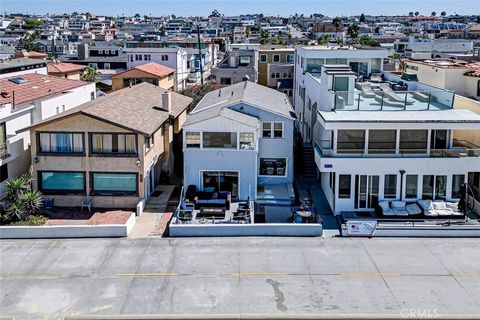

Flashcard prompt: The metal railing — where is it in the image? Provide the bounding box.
[332,89,454,111]
[315,140,480,158]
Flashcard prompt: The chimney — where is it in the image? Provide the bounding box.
[162,91,172,112]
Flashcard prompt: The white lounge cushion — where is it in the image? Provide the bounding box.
[445,202,459,212]
[406,203,422,215]
[424,210,438,217]
[433,201,447,210]
[382,208,396,216]
[378,201,390,213]
[436,209,454,216]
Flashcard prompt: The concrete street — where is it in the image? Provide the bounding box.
[1,237,480,319]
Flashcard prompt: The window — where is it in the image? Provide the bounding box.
[89,63,97,69]
[91,173,137,195]
[90,133,137,155]
[260,54,267,63]
[260,158,286,176]
[239,56,251,66]
[337,130,365,153]
[104,63,110,70]
[271,73,276,79]
[339,175,351,199]
[186,132,200,148]
[145,134,154,149]
[220,77,232,85]
[98,50,103,54]
[405,175,418,199]
[239,132,254,150]
[130,55,133,62]
[283,72,288,78]
[202,132,237,148]
[90,92,95,100]
[38,132,84,154]
[452,175,465,199]
[273,54,280,62]
[326,58,347,65]
[368,130,396,154]
[161,55,169,61]
[435,175,447,200]
[384,175,397,199]
[422,175,434,200]
[329,172,335,191]
[286,54,294,63]
[400,130,428,154]
[262,122,283,138]
[0,163,8,183]
[39,171,85,194]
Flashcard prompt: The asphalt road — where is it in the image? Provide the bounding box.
[1,237,480,319]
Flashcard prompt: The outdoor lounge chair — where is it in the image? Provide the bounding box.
[359,82,376,98]
[81,196,92,213]
[369,73,383,83]
[379,83,414,105]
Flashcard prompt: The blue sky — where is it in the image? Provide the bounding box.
[2,0,478,17]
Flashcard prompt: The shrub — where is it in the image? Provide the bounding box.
[0,175,43,224]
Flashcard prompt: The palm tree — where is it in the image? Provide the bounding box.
[82,66,98,83]
[331,17,342,42]
[409,12,414,17]
[431,11,437,17]
[414,11,419,17]
[347,24,360,43]
[441,11,447,23]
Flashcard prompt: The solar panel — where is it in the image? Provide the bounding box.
[7,77,29,84]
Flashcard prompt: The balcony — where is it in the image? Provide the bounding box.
[332,89,454,111]
[315,139,480,158]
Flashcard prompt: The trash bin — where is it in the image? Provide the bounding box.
[43,198,54,210]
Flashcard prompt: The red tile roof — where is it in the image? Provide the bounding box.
[116,62,175,79]
[0,73,88,106]
[47,61,87,74]
[14,51,48,59]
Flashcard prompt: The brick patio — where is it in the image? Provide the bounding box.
[43,209,133,226]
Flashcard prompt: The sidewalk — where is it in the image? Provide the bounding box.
[128,185,177,238]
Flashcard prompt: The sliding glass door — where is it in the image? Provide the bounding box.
[202,171,239,198]
[355,175,379,210]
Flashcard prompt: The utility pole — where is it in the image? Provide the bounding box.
[196,22,204,85]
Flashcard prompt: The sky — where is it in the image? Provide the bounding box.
[1,0,479,17]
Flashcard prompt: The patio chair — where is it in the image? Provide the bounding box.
[370,73,383,83]
[232,208,248,222]
[379,83,414,104]
[359,82,376,98]
[81,196,92,213]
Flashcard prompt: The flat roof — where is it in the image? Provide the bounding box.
[0,58,46,71]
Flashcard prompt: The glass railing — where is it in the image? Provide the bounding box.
[315,141,480,158]
[332,89,454,111]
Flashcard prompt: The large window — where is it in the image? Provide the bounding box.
[239,56,251,66]
[239,132,255,150]
[405,175,418,199]
[262,122,283,139]
[185,132,200,148]
[38,132,84,154]
[435,175,447,200]
[91,173,137,195]
[259,158,286,176]
[260,54,267,63]
[306,58,324,73]
[338,175,351,199]
[202,132,237,149]
[368,130,396,154]
[422,175,434,200]
[337,130,365,153]
[90,133,137,155]
[383,175,397,199]
[451,175,465,199]
[400,130,428,154]
[422,175,447,200]
[39,171,85,194]
[273,54,280,62]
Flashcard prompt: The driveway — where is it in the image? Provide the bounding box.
[1,237,480,319]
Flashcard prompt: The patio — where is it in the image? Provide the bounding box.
[172,201,253,225]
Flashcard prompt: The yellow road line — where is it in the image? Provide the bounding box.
[232,272,289,276]
[340,272,401,277]
[116,273,178,277]
[2,274,68,280]
[454,273,480,277]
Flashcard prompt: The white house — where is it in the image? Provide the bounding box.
[308,65,480,214]
[182,81,295,201]
[0,73,95,193]
[125,47,189,91]
[294,46,389,143]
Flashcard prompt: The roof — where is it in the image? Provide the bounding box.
[14,50,48,59]
[47,61,87,74]
[185,81,294,126]
[0,58,47,71]
[113,62,174,79]
[23,82,192,136]
[0,73,88,106]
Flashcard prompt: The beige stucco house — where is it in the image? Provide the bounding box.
[22,83,192,210]
[111,62,175,91]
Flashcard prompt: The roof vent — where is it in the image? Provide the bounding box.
[8,77,28,84]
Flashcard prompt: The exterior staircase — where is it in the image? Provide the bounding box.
[302,144,317,180]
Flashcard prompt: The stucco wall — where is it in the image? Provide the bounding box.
[111,69,174,91]
[453,95,480,146]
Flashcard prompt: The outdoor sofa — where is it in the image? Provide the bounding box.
[377,199,464,219]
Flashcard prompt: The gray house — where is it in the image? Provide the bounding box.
[182,81,295,202]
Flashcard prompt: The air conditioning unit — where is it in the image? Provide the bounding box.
[266,167,275,175]
[276,167,285,176]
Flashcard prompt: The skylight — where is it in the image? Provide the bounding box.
[8,77,28,85]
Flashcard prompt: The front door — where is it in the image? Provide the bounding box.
[355,175,379,210]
